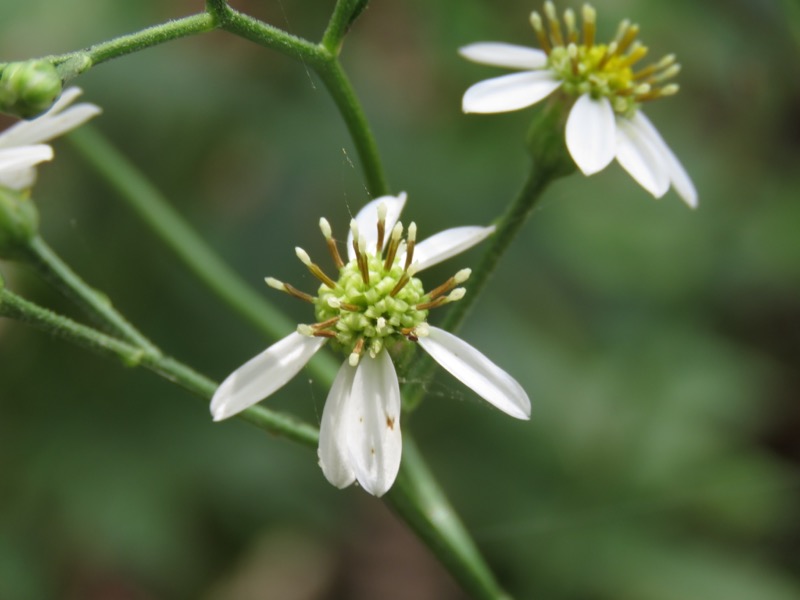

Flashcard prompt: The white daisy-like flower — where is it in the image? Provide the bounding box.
[211,193,531,497]
[0,87,101,191]
[460,2,697,208]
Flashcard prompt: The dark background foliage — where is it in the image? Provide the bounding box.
[1,0,799,598]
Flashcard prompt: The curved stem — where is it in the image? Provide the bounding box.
[42,13,216,76]
[67,125,341,385]
[21,235,160,355]
[321,0,370,54]
[386,437,513,600]
[404,160,573,411]
[0,287,318,446]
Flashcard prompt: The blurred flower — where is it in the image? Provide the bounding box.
[461,2,697,207]
[0,87,101,190]
[211,194,530,496]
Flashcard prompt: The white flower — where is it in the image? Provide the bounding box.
[211,193,531,497]
[0,87,101,190]
[460,2,697,208]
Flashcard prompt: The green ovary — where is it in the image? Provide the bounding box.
[315,254,428,355]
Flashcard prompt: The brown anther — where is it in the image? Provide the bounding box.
[386,416,395,430]
[312,316,341,330]
[310,264,337,289]
[404,223,417,271]
[339,302,361,312]
[383,223,403,270]
[376,218,386,255]
[416,297,447,311]
[326,238,344,269]
[313,330,337,338]
[352,237,370,285]
[427,277,458,300]
[352,337,365,355]
[390,272,411,297]
[284,283,315,303]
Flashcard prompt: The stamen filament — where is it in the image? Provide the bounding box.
[404,222,417,271]
[530,11,551,54]
[295,247,337,289]
[582,4,596,47]
[616,23,640,55]
[320,218,344,269]
[427,268,471,300]
[544,1,564,47]
[376,202,387,253]
[313,315,341,329]
[564,9,578,43]
[383,222,403,270]
[356,234,370,284]
[390,263,418,297]
[617,44,648,69]
[349,338,365,366]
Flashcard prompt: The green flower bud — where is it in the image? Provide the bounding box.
[0,187,39,259]
[0,60,63,119]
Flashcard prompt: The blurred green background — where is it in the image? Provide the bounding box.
[1,0,799,598]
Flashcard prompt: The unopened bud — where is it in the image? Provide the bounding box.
[0,61,62,119]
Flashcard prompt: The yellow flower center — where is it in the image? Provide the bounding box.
[531,2,681,117]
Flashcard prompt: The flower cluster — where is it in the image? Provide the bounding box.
[0,87,101,191]
[461,2,697,207]
[211,194,531,496]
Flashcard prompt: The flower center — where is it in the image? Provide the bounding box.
[314,251,429,362]
[267,205,470,366]
[532,2,680,117]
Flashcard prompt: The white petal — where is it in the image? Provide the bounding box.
[629,111,698,208]
[211,332,326,421]
[0,88,100,149]
[565,94,616,175]
[0,145,53,173]
[347,192,407,261]
[615,114,670,199]
[346,351,402,497]
[418,326,530,420]
[462,72,561,114]
[0,166,36,190]
[459,43,548,70]
[318,361,357,489]
[410,225,495,271]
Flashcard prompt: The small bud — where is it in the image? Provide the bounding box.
[454,268,472,284]
[0,187,39,259]
[0,61,62,119]
[265,277,284,290]
[295,247,312,266]
[407,222,417,242]
[319,217,332,239]
[447,288,466,302]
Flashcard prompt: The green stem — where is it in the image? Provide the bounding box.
[386,437,512,600]
[0,287,318,446]
[44,13,216,76]
[21,235,160,355]
[68,125,341,385]
[321,0,370,54]
[404,111,575,411]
